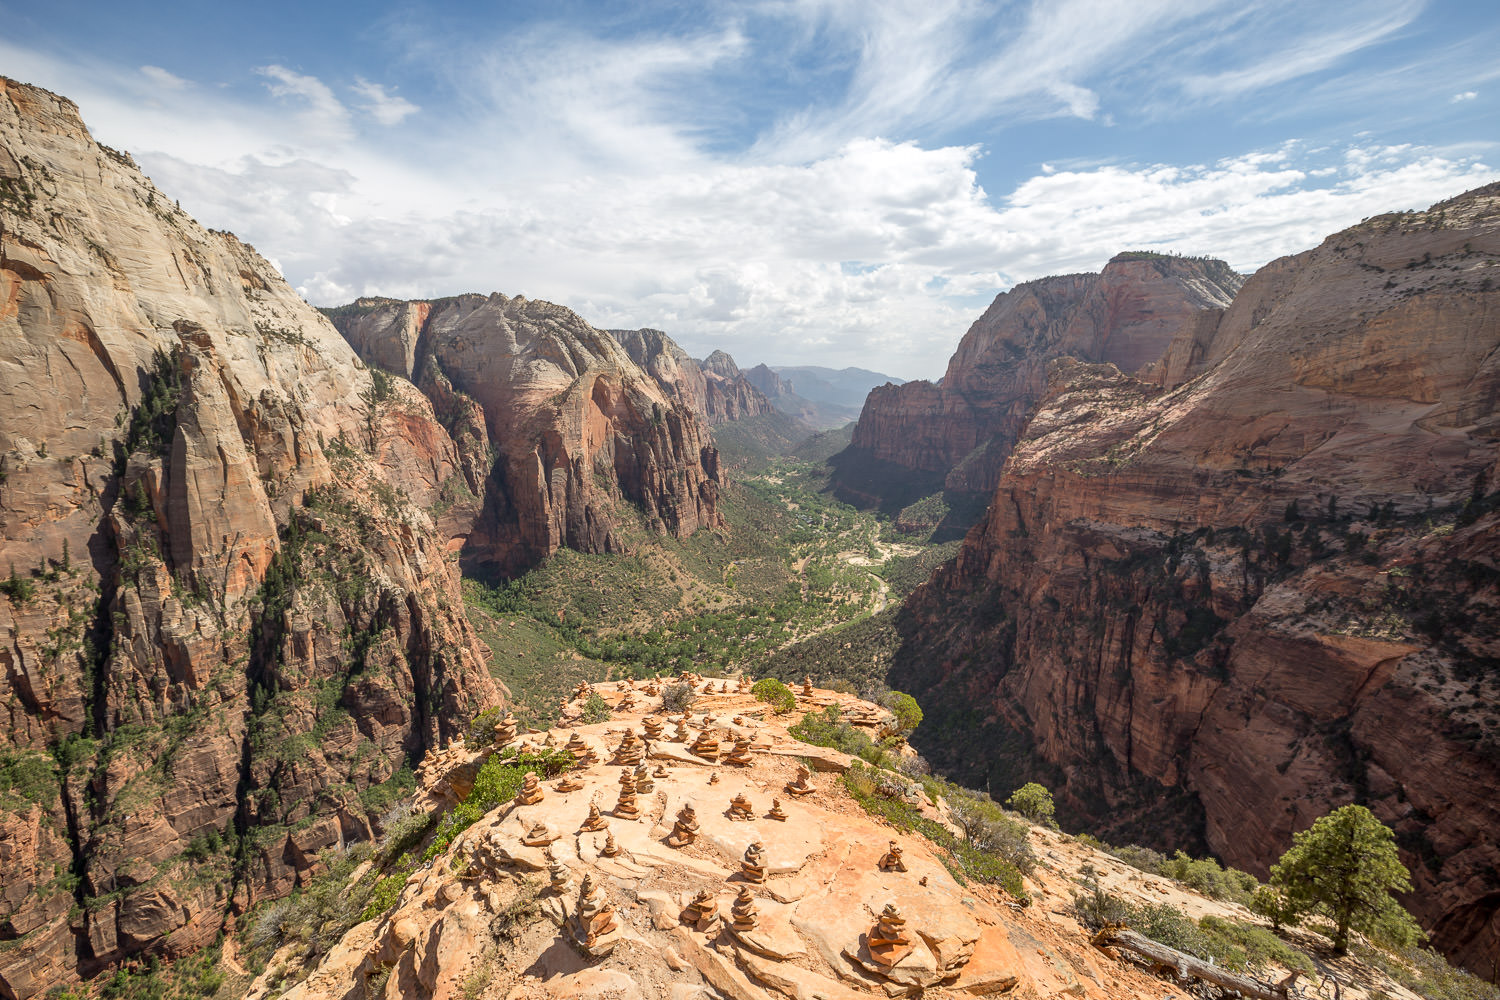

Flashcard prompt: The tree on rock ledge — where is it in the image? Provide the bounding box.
[1269,804,1418,955]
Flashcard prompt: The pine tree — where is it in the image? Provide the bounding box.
[1269,804,1417,954]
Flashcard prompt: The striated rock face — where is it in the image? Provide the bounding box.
[894,185,1500,977]
[327,305,722,575]
[835,255,1243,504]
[609,330,776,426]
[0,77,500,997]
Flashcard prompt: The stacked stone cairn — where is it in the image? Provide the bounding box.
[728,792,755,821]
[878,840,907,872]
[731,885,758,932]
[523,821,560,847]
[673,716,692,742]
[493,711,519,745]
[684,889,717,928]
[722,738,754,767]
[689,728,720,761]
[868,903,914,967]
[516,771,545,806]
[785,764,815,797]
[666,804,700,847]
[601,831,621,857]
[642,715,664,739]
[768,798,788,821]
[574,874,621,957]
[614,728,645,766]
[555,773,584,793]
[579,802,609,832]
[740,841,767,883]
[614,770,641,821]
[634,764,653,792]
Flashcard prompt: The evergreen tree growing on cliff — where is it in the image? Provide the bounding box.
[1269,804,1419,954]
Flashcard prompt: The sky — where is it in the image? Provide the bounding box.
[1,1,1496,379]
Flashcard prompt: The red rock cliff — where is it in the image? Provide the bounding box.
[893,185,1500,978]
[0,78,500,998]
[329,303,723,576]
[837,256,1242,503]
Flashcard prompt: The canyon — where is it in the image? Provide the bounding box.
[890,185,1500,978]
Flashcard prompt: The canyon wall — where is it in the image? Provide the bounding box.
[834,255,1243,508]
[328,304,722,576]
[0,78,500,998]
[893,185,1500,977]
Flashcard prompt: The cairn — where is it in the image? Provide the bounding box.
[738,676,752,694]
[684,888,717,927]
[515,771,544,806]
[555,774,584,793]
[642,715,664,739]
[565,732,590,763]
[767,798,788,821]
[600,831,621,857]
[689,729,720,761]
[617,690,637,712]
[868,903,914,967]
[652,762,670,778]
[673,717,692,742]
[613,772,641,821]
[801,676,814,699]
[878,840,907,872]
[613,729,644,767]
[740,841,767,883]
[666,804,700,847]
[579,802,609,833]
[732,715,747,726]
[546,850,572,893]
[728,792,755,821]
[572,681,592,702]
[493,711,519,745]
[634,764,653,792]
[644,681,660,697]
[574,874,621,956]
[700,680,716,695]
[709,771,720,785]
[730,885,758,931]
[722,738,754,767]
[785,764,815,797]
[523,821,560,847]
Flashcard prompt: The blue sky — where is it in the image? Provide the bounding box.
[2,0,1496,378]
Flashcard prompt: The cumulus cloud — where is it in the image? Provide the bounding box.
[1452,91,1478,102]
[139,65,189,90]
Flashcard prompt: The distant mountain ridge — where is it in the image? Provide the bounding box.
[744,363,905,429]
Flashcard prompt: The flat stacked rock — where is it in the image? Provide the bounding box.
[728,792,755,821]
[634,764,653,792]
[666,804,700,847]
[878,841,907,872]
[579,803,609,832]
[683,889,717,929]
[768,798,788,821]
[673,717,692,742]
[689,730,720,761]
[614,728,645,766]
[555,774,584,793]
[741,841,767,883]
[730,886,758,931]
[867,903,914,968]
[614,772,641,821]
[722,738,754,767]
[601,832,621,857]
[785,764,815,797]
[573,874,622,957]
[642,715,664,739]
[547,851,572,893]
[523,821,560,847]
[516,772,544,805]
[493,711,519,745]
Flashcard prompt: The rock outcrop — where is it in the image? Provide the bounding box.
[834,254,1243,507]
[610,330,776,426]
[326,305,722,575]
[0,77,500,997]
[893,185,1500,977]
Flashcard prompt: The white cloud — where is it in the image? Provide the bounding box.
[255,64,353,142]
[1452,91,1478,102]
[140,65,189,90]
[350,78,419,125]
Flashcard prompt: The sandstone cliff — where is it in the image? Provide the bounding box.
[834,255,1243,508]
[0,77,500,998]
[326,305,723,576]
[610,331,777,427]
[893,186,1500,976]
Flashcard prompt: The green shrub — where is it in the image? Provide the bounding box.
[1160,849,1259,905]
[751,677,796,714]
[882,690,923,735]
[1006,782,1057,827]
[660,682,696,713]
[579,692,611,725]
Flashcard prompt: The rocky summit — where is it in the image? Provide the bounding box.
[892,184,1500,976]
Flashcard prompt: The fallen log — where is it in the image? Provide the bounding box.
[1092,926,1302,1000]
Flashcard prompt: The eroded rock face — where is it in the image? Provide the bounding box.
[327,306,723,575]
[0,77,500,997]
[610,331,776,427]
[894,185,1500,976]
[835,255,1243,504]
